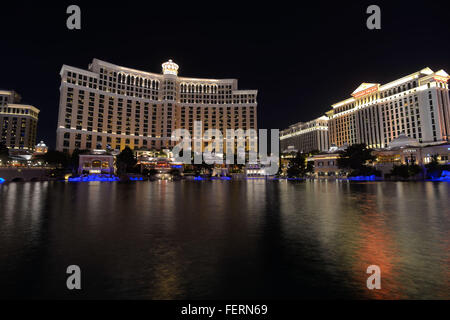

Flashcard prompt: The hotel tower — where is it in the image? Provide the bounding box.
[0,90,39,150]
[327,68,450,148]
[280,116,329,153]
[56,59,258,154]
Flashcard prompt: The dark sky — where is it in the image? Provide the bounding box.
[1,1,449,148]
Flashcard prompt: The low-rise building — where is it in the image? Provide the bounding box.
[307,133,450,179]
[78,151,115,175]
[307,152,342,178]
[372,134,450,176]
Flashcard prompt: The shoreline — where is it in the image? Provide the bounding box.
[1,176,449,184]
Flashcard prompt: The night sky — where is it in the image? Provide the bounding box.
[1,1,449,148]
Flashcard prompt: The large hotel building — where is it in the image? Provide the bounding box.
[327,67,449,148]
[56,59,258,154]
[0,90,39,150]
[280,116,329,153]
[281,67,449,153]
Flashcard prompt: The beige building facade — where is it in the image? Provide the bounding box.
[56,59,258,154]
[0,90,39,150]
[280,116,329,153]
[307,153,341,178]
[327,68,450,149]
[78,153,115,175]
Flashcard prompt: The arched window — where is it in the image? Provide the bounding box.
[92,160,101,168]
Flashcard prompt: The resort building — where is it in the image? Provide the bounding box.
[135,149,184,174]
[78,151,115,175]
[280,116,329,153]
[307,152,341,178]
[372,134,450,176]
[56,59,258,154]
[0,90,39,150]
[326,68,450,149]
[306,134,450,179]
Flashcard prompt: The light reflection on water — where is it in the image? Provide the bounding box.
[0,180,448,299]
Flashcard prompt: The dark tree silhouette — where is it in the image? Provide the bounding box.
[0,141,9,162]
[43,150,70,168]
[69,149,90,173]
[116,147,137,174]
[337,144,379,176]
[391,164,422,179]
[287,152,313,178]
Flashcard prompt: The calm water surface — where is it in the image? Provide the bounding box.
[0,180,449,299]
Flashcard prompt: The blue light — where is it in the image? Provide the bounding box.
[129,177,144,181]
[194,176,204,181]
[209,176,230,180]
[171,165,183,169]
[347,175,381,181]
[68,174,120,182]
[211,176,231,181]
[430,170,450,182]
[0,178,5,184]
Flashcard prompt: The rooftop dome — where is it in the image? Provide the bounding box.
[387,133,420,149]
[36,141,47,147]
[162,59,179,76]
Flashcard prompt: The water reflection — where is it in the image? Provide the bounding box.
[0,181,448,299]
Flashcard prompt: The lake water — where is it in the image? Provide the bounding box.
[0,180,449,299]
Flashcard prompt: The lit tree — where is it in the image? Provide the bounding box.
[287,152,313,178]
